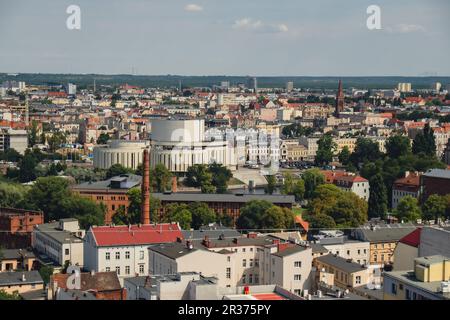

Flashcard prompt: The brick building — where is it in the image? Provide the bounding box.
[0,207,44,249]
[420,169,450,203]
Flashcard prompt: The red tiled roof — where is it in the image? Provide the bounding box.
[399,228,421,248]
[91,223,183,247]
[48,91,67,97]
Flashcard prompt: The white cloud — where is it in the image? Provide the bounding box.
[184,4,203,12]
[232,18,289,34]
[385,24,426,34]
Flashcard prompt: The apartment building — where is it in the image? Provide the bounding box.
[315,254,370,289]
[321,170,370,201]
[83,223,183,279]
[148,234,312,296]
[391,172,421,209]
[32,219,85,268]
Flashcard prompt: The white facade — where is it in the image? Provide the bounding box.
[93,140,149,169]
[83,233,149,278]
[0,128,28,154]
[149,119,236,172]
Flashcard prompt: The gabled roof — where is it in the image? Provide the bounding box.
[399,228,422,248]
[90,223,183,247]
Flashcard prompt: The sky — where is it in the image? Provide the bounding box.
[0,0,449,76]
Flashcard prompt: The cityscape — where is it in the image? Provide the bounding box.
[0,0,449,308]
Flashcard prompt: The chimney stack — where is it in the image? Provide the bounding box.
[141,149,151,225]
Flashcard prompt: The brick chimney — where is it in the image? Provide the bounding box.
[141,149,150,225]
[171,176,177,193]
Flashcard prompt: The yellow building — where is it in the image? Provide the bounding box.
[384,255,450,300]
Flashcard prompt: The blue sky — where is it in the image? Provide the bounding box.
[0,0,449,76]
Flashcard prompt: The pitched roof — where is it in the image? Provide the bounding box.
[152,192,295,204]
[316,254,366,273]
[399,228,422,248]
[51,272,121,292]
[0,271,43,286]
[90,223,183,247]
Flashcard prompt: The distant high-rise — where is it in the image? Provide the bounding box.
[66,83,77,95]
[397,83,412,93]
[334,80,344,117]
[286,81,294,92]
[248,77,257,93]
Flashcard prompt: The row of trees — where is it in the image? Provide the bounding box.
[395,194,450,223]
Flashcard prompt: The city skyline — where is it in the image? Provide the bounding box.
[0,0,449,76]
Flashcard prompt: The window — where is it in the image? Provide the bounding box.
[125,266,130,275]
[356,276,361,284]
[250,259,253,267]
[357,249,361,255]
[227,256,231,262]
[65,248,70,255]
[242,248,246,253]
[116,266,120,275]
[391,283,397,295]
[294,274,301,281]
[294,289,302,295]
[249,274,253,284]
[255,259,259,267]
[250,248,253,252]
[106,252,110,260]
[139,251,144,260]
[399,284,404,290]
[242,275,246,284]
[139,264,144,274]
[125,251,130,259]
[112,205,115,211]
[374,255,378,262]
[226,268,231,279]
[242,259,247,267]
[105,267,110,272]
[115,252,120,260]
[294,261,302,268]
[364,249,367,254]
[405,289,411,300]
[381,254,385,261]
[347,250,350,256]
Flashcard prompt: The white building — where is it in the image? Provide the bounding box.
[0,128,28,155]
[83,223,182,280]
[149,119,236,172]
[32,219,85,268]
[93,140,149,170]
[149,235,312,296]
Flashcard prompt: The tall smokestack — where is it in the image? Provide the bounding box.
[141,149,150,225]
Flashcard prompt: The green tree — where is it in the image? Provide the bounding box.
[18,153,38,183]
[338,146,351,165]
[264,175,276,195]
[38,265,54,285]
[47,131,67,153]
[185,164,215,193]
[394,196,422,222]
[304,213,336,229]
[302,169,325,199]
[385,135,411,159]
[165,203,192,230]
[189,202,217,229]
[422,194,447,223]
[236,200,273,230]
[96,133,110,145]
[412,123,436,156]
[315,134,336,166]
[27,177,71,221]
[152,164,172,192]
[209,162,232,194]
[0,148,22,162]
[0,181,29,208]
[260,206,295,231]
[281,173,305,202]
[29,120,39,147]
[60,196,105,229]
[106,163,133,179]
[350,137,381,167]
[368,174,388,219]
